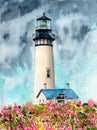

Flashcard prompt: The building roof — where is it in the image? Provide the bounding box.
[36,89,79,99]
[37,12,51,20]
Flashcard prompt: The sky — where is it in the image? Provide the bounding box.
[0,0,97,106]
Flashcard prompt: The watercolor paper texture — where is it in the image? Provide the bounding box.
[0,0,97,106]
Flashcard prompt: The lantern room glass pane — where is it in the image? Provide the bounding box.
[37,20,51,29]
[47,20,50,28]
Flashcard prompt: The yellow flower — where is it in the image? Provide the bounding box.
[37,126,45,130]
[0,124,6,130]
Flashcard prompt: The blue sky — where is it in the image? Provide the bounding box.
[0,0,97,106]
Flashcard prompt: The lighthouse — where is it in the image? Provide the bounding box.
[33,13,55,103]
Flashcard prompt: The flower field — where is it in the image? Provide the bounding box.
[0,100,97,130]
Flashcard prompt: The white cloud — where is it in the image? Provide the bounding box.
[0,43,24,67]
[54,12,97,102]
[0,4,49,68]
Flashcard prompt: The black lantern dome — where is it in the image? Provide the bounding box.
[37,12,51,20]
[33,13,55,46]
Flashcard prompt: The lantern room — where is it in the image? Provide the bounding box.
[33,13,55,43]
[36,12,51,30]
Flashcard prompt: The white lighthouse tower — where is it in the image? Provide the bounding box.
[33,13,55,103]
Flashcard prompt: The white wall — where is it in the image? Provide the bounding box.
[37,92,47,104]
[33,44,55,104]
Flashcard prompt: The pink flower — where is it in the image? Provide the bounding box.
[66,127,72,130]
[88,99,95,106]
[46,126,54,130]
[25,102,32,110]
[77,101,82,106]
[23,126,33,130]
[30,122,36,128]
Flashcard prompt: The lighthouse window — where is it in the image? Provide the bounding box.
[44,39,47,44]
[40,20,47,29]
[42,20,47,23]
[56,93,65,103]
[39,99,41,103]
[42,20,47,26]
[47,40,51,45]
[47,69,50,78]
